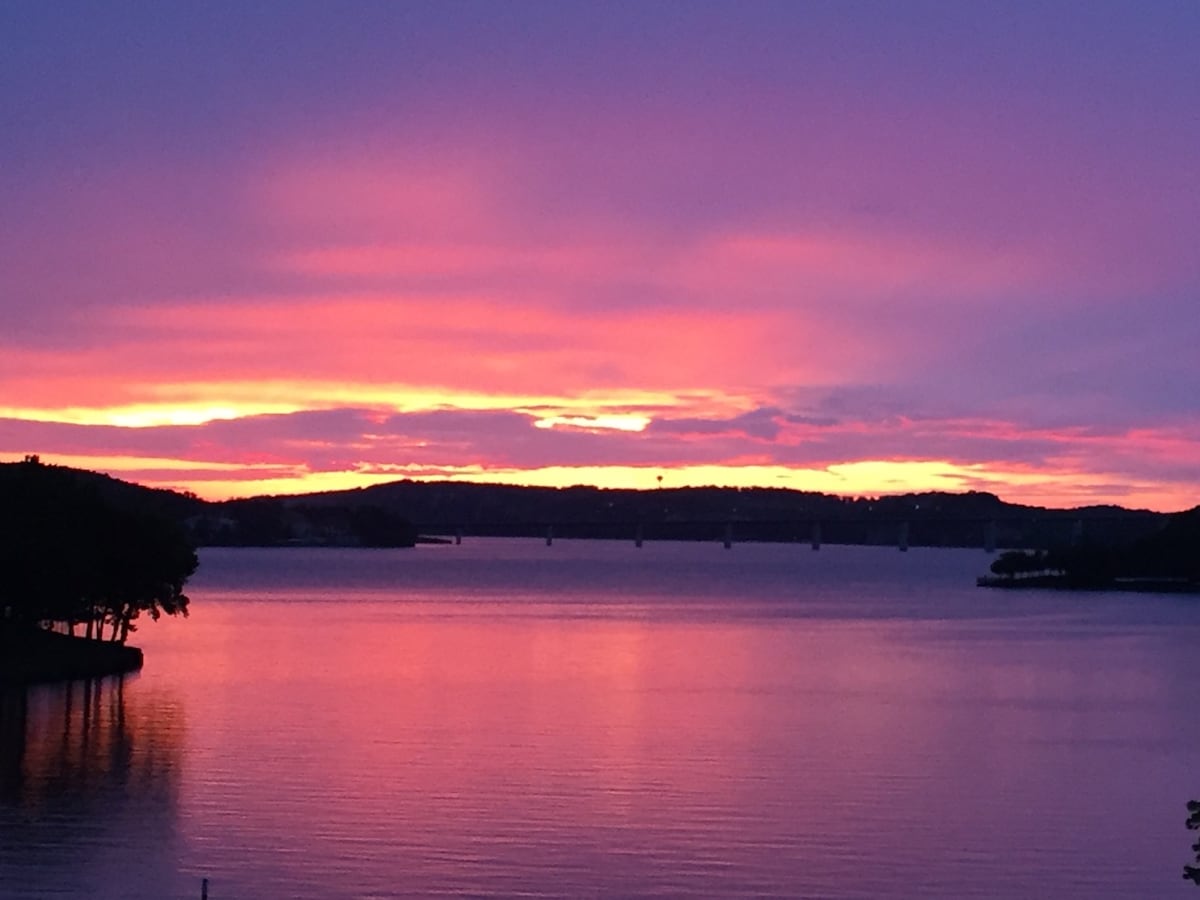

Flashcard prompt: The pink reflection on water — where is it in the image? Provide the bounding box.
[12,543,1196,898]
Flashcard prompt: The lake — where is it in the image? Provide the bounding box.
[2,540,1199,898]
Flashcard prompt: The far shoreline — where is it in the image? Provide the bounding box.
[977,575,1200,594]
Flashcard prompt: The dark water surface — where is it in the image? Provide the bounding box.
[2,540,1199,898]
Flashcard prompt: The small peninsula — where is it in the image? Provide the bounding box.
[0,456,197,684]
[978,505,1200,593]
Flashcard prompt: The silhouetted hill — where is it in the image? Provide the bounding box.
[271,481,1167,549]
[1,460,1182,550]
[193,495,418,548]
[0,457,204,522]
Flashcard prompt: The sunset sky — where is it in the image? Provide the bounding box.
[2,2,1198,510]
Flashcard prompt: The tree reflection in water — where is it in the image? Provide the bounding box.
[0,677,188,899]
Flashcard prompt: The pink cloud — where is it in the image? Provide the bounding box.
[4,401,1198,510]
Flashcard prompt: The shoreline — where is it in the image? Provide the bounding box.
[977,575,1200,594]
[0,626,143,684]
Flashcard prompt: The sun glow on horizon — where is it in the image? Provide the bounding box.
[8,452,1191,513]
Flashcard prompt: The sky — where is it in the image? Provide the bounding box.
[2,1,1198,510]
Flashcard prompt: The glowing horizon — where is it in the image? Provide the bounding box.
[6,448,1194,515]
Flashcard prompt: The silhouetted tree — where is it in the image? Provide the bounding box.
[1184,800,1200,885]
[0,458,197,643]
[91,507,196,641]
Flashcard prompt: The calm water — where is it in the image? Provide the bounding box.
[2,540,1199,898]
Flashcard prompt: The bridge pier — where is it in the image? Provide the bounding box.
[455,528,462,546]
[546,526,554,547]
[898,522,909,552]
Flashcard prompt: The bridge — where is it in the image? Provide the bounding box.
[417,512,1163,553]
